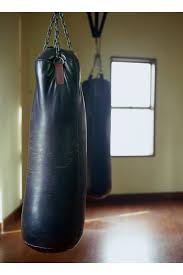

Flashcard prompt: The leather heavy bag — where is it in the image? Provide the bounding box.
[21,14,87,252]
[82,74,111,198]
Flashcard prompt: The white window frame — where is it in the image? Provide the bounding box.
[110,57,156,157]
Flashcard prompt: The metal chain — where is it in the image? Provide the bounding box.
[43,12,73,55]
[43,13,55,50]
[59,12,73,50]
[54,13,60,58]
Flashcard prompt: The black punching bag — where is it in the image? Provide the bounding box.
[82,56,111,198]
[21,13,87,252]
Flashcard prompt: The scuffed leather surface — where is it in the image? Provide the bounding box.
[21,47,87,251]
[82,75,111,198]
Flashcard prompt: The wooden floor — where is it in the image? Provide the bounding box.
[1,199,183,262]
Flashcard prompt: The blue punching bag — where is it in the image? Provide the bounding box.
[82,43,111,199]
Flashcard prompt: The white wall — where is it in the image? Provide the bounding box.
[0,13,22,219]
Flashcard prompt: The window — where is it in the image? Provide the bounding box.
[111,57,156,156]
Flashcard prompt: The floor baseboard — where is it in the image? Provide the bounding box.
[2,204,22,232]
[86,192,183,205]
[1,192,183,232]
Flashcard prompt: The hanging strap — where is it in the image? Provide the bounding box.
[89,38,103,79]
[87,13,108,38]
[87,13,108,79]
[43,12,73,55]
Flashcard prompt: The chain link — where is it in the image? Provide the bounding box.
[43,12,73,56]
[59,12,73,50]
[54,13,60,58]
[43,13,55,50]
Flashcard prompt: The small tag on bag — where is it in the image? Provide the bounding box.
[55,63,64,85]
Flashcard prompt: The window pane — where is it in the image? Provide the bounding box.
[111,109,154,156]
[111,61,152,107]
